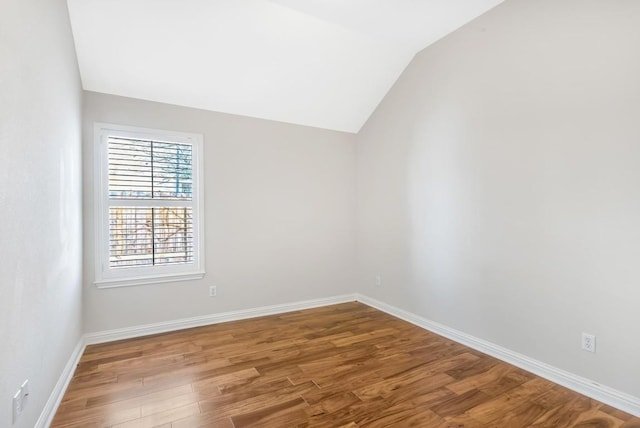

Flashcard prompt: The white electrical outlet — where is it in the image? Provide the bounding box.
[375,275,382,286]
[21,379,29,403]
[582,333,596,353]
[13,389,22,423]
[209,286,217,297]
[12,379,30,423]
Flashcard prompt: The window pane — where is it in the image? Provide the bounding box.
[108,138,153,199]
[153,207,194,265]
[108,207,193,268]
[109,207,154,268]
[152,142,193,200]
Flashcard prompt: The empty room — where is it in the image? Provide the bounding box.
[2,0,640,426]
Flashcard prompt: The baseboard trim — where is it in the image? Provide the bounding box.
[84,294,358,345]
[355,293,640,418]
[35,338,86,428]
[38,292,640,426]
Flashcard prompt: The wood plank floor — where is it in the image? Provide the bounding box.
[52,302,640,427]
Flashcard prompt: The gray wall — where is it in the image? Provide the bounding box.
[4,0,640,422]
[82,92,357,333]
[0,0,83,426]
[356,0,640,397]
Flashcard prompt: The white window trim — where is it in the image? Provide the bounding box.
[94,122,205,288]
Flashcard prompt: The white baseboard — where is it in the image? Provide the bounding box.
[356,293,640,418]
[37,292,640,426]
[35,338,86,428]
[84,294,358,345]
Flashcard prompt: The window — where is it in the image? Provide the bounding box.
[94,123,204,287]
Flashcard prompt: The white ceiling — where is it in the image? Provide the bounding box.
[67,0,504,133]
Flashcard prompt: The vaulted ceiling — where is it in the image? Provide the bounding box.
[67,0,504,132]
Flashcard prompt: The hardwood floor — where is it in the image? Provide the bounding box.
[52,302,640,427]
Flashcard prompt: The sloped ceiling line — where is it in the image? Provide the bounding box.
[67,0,504,133]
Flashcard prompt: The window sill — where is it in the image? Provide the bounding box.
[95,271,205,289]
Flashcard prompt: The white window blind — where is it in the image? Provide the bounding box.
[95,124,204,287]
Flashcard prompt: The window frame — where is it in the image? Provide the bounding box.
[94,122,205,288]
